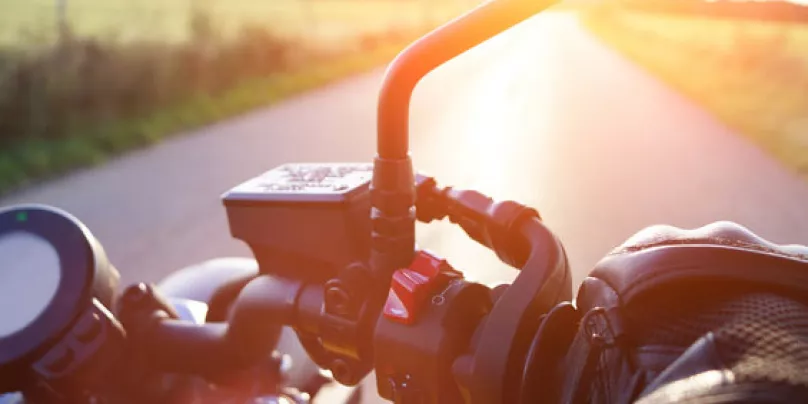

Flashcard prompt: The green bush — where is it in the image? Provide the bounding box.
[0,4,432,196]
[582,6,808,179]
[0,154,26,190]
[0,7,295,149]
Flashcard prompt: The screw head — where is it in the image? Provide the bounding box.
[330,359,352,383]
[122,283,149,305]
[325,286,352,316]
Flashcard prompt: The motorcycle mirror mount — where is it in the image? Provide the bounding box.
[371,0,561,281]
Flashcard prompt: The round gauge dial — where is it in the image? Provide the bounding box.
[0,205,119,368]
[0,231,62,338]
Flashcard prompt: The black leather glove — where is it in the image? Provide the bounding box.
[577,221,808,313]
[548,221,808,404]
[612,220,808,259]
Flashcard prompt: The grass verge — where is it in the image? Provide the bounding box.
[0,0,471,44]
[0,41,406,195]
[581,7,808,179]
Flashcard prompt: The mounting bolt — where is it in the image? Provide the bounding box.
[330,359,352,384]
[122,283,150,306]
[325,285,352,317]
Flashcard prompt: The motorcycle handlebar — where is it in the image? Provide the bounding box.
[123,236,567,401]
[453,217,571,403]
[120,277,297,377]
[119,181,571,404]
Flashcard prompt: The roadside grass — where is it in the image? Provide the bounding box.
[0,0,471,45]
[581,7,808,179]
[0,1,477,196]
[0,40,412,193]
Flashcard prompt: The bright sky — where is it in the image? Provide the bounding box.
[706,0,808,3]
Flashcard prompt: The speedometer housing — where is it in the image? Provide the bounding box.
[0,205,119,374]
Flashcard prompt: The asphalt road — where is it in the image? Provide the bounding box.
[4,10,808,402]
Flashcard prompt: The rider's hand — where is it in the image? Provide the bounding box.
[610,221,808,260]
[581,220,808,301]
[562,222,808,404]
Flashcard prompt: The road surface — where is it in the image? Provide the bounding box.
[4,10,808,402]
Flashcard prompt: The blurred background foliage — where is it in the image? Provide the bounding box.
[0,0,473,46]
[0,0,476,193]
[6,0,806,194]
[581,0,808,179]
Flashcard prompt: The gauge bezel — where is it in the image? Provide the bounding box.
[0,205,98,365]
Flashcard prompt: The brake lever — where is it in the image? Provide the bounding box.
[453,218,572,404]
[415,174,540,269]
[413,175,572,403]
